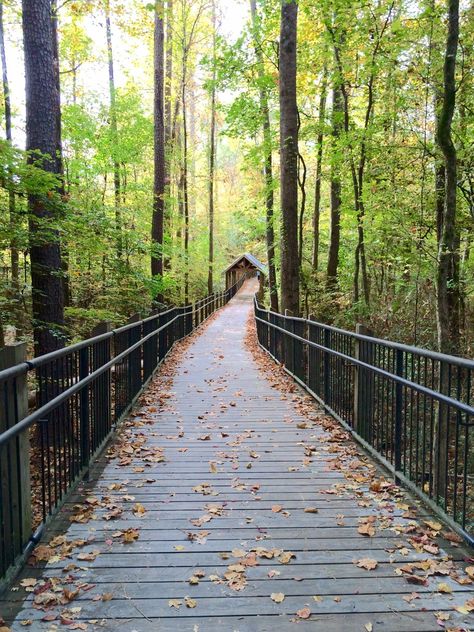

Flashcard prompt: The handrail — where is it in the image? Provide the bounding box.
[285,312,474,369]
[0,314,181,447]
[253,297,474,544]
[0,274,248,589]
[254,313,474,418]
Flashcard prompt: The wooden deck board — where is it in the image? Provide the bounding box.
[1,279,473,631]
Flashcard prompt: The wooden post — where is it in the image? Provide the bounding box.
[90,321,112,337]
[353,323,374,438]
[0,343,32,571]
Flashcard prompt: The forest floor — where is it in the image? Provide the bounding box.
[1,279,473,631]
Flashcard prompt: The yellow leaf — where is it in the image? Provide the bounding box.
[184,596,197,608]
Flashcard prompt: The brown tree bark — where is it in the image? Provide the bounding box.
[104,0,122,258]
[152,0,165,302]
[436,0,460,355]
[163,0,173,272]
[207,0,216,295]
[165,0,173,146]
[326,84,342,290]
[22,0,65,356]
[250,0,278,311]
[181,48,189,303]
[279,0,299,315]
[51,0,71,308]
[312,66,327,272]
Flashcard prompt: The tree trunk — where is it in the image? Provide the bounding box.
[105,0,122,258]
[326,85,342,290]
[279,0,299,315]
[0,1,21,334]
[22,0,65,356]
[312,66,327,272]
[207,0,216,296]
[250,0,278,311]
[297,152,306,270]
[51,0,71,308]
[163,0,173,272]
[436,0,460,355]
[152,0,165,303]
[165,0,173,145]
[181,53,189,303]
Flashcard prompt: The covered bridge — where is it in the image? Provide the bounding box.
[224,253,266,296]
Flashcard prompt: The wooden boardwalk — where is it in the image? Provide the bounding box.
[2,280,474,631]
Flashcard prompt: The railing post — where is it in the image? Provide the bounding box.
[284,310,293,374]
[353,324,374,437]
[323,328,331,405]
[394,348,404,480]
[79,346,90,468]
[0,344,31,580]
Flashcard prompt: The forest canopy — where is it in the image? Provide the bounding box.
[0,0,472,357]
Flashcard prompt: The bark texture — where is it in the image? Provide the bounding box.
[105,0,122,257]
[250,0,278,311]
[22,0,65,356]
[326,85,342,290]
[152,0,165,295]
[279,0,299,315]
[436,0,460,355]
[207,0,216,296]
[312,66,327,272]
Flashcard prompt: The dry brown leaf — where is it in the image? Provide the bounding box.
[278,551,295,564]
[184,596,197,608]
[356,558,378,570]
[271,592,285,603]
[132,503,146,517]
[296,607,311,619]
[77,550,100,562]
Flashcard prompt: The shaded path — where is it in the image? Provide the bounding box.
[1,280,473,631]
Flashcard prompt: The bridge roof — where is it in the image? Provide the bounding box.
[224,252,267,275]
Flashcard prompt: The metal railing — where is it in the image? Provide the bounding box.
[0,275,247,588]
[254,299,474,544]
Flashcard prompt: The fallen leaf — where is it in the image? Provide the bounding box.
[271,592,285,603]
[296,607,311,619]
[168,599,182,608]
[356,558,378,570]
[132,503,146,517]
[184,596,197,608]
[304,507,319,514]
[271,505,282,513]
[77,550,100,562]
[278,551,295,564]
